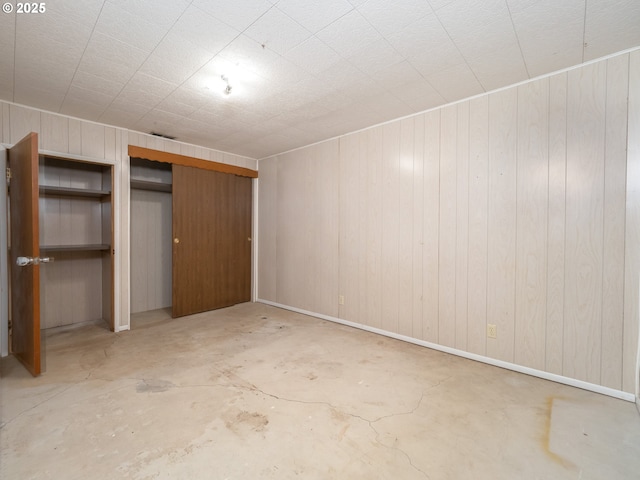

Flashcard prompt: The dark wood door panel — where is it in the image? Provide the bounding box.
[8,132,41,375]
[172,165,252,318]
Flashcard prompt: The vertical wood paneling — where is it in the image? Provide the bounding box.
[2,103,9,142]
[81,123,105,158]
[9,105,40,144]
[600,54,629,389]
[130,189,172,313]
[624,50,640,395]
[398,118,415,336]
[422,111,440,342]
[117,129,129,330]
[257,157,277,302]
[487,88,518,362]
[455,102,469,350]
[312,140,339,316]
[338,133,361,322]
[353,132,368,324]
[467,96,489,355]
[381,123,400,333]
[41,113,69,153]
[68,119,82,155]
[515,78,549,370]
[412,115,425,339]
[438,106,457,348]
[104,127,116,163]
[546,72,568,375]
[275,142,339,317]
[365,127,383,329]
[276,152,307,309]
[564,62,606,384]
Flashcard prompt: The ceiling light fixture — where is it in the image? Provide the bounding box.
[221,75,232,95]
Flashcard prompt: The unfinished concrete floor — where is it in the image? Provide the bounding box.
[1,303,639,479]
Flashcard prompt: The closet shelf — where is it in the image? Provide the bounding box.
[39,185,111,198]
[40,244,111,253]
[130,179,172,192]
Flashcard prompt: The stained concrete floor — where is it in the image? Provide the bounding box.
[1,303,639,479]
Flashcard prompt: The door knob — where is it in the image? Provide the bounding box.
[16,256,54,266]
[174,238,180,244]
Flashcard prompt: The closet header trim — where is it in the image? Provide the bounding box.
[128,145,258,178]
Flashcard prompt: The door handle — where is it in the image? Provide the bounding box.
[16,256,54,267]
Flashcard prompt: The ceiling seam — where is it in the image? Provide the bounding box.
[582,0,588,63]
[430,7,487,97]
[58,0,108,115]
[505,0,531,79]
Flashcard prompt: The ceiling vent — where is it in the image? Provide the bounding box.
[150,132,176,140]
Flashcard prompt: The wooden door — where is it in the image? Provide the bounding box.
[8,132,41,375]
[172,165,252,317]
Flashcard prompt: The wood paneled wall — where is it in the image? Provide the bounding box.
[1,100,256,332]
[258,50,640,395]
[130,189,172,314]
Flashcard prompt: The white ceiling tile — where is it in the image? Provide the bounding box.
[244,7,312,55]
[426,62,484,102]
[76,54,139,86]
[217,34,282,77]
[390,79,446,113]
[357,0,434,37]
[285,36,342,75]
[115,74,177,110]
[584,0,640,60]
[102,98,151,119]
[511,0,584,77]
[277,0,354,33]
[316,10,383,58]
[65,84,115,108]
[172,5,241,55]
[94,2,168,53]
[316,60,368,91]
[506,0,543,15]
[466,43,528,91]
[155,94,201,118]
[258,57,309,85]
[192,0,273,31]
[435,0,510,35]
[449,18,520,61]
[139,33,214,84]
[14,86,65,112]
[345,38,403,76]
[426,0,456,10]
[83,32,150,71]
[99,110,143,129]
[386,13,451,60]
[70,71,126,99]
[107,0,191,29]
[374,60,427,90]
[59,98,108,121]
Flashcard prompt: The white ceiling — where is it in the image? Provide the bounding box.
[1,0,639,159]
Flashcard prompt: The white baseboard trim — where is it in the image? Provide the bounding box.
[258,299,636,403]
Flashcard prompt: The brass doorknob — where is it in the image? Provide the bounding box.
[174,238,180,244]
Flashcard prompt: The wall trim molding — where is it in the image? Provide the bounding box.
[257,299,636,403]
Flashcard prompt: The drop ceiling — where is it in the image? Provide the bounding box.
[1,0,638,159]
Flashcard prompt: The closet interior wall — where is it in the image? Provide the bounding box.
[129,158,172,314]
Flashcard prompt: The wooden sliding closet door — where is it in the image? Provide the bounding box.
[172,165,252,318]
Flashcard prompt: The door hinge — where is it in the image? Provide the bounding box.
[6,167,11,183]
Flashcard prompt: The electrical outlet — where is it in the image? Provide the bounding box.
[339,295,345,305]
[487,324,497,339]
